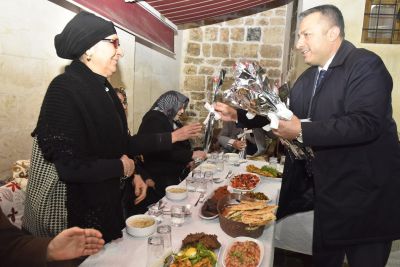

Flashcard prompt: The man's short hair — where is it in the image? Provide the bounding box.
[299,4,345,38]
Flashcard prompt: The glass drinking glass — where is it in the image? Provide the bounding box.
[269,156,278,168]
[148,204,163,224]
[192,169,203,178]
[186,176,196,192]
[223,154,230,162]
[195,178,207,193]
[157,225,172,253]
[209,152,218,163]
[216,159,224,172]
[146,236,164,267]
[171,205,185,227]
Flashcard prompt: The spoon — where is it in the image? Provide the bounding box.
[224,170,233,179]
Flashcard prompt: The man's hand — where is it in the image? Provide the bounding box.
[272,115,302,140]
[47,227,104,261]
[232,140,246,150]
[133,174,147,205]
[120,154,135,177]
[213,102,238,122]
[171,123,202,143]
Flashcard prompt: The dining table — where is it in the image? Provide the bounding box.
[80,159,282,267]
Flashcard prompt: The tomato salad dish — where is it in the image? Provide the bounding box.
[224,240,261,267]
[230,173,260,191]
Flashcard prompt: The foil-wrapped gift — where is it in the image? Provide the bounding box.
[202,69,226,153]
[223,61,314,161]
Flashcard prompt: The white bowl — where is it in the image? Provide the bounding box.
[125,214,156,237]
[165,185,188,201]
[222,236,264,267]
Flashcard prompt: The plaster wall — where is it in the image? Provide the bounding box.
[0,0,136,178]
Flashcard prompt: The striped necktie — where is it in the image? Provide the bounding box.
[316,69,326,88]
[307,69,327,118]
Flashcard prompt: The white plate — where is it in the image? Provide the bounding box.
[222,236,264,267]
[198,212,219,220]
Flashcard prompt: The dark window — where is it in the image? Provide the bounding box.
[362,0,400,44]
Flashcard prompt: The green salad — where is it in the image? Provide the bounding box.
[261,165,279,177]
[171,242,217,266]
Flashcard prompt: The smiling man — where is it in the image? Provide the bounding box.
[214,4,400,267]
[271,4,400,267]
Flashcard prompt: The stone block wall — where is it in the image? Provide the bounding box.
[179,5,291,124]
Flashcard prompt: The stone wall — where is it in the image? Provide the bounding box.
[179,4,292,124]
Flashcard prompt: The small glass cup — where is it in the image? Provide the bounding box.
[216,159,224,172]
[157,225,172,252]
[192,169,203,178]
[171,205,185,227]
[148,204,163,224]
[269,157,278,168]
[209,152,219,163]
[204,170,213,180]
[223,154,230,162]
[146,236,164,267]
[186,176,196,192]
[195,178,208,193]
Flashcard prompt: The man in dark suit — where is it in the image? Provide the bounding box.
[215,4,400,267]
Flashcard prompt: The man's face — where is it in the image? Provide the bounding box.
[296,12,335,67]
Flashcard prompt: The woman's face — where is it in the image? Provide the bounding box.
[88,34,124,77]
[174,107,185,120]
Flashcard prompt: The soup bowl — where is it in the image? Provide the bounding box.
[125,214,156,237]
[165,185,188,201]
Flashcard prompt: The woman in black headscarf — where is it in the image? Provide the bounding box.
[23,11,201,243]
[137,91,207,198]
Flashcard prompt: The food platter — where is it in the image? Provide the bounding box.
[166,233,221,267]
[222,236,264,267]
[246,164,282,180]
[229,173,260,192]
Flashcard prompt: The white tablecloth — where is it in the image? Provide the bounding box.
[81,160,281,267]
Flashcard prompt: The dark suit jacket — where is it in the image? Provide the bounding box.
[239,40,400,246]
[1,208,49,267]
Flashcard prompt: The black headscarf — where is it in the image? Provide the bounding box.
[151,91,189,123]
[54,11,116,59]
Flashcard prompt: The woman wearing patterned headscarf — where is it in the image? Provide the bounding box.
[23,12,202,244]
[138,91,207,198]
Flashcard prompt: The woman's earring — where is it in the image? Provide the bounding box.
[86,55,92,61]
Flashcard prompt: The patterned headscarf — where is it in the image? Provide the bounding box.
[151,90,189,123]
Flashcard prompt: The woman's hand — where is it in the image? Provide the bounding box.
[213,102,238,122]
[145,178,155,189]
[132,174,147,205]
[120,155,135,177]
[192,150,207,161]
[171,123,202,143]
